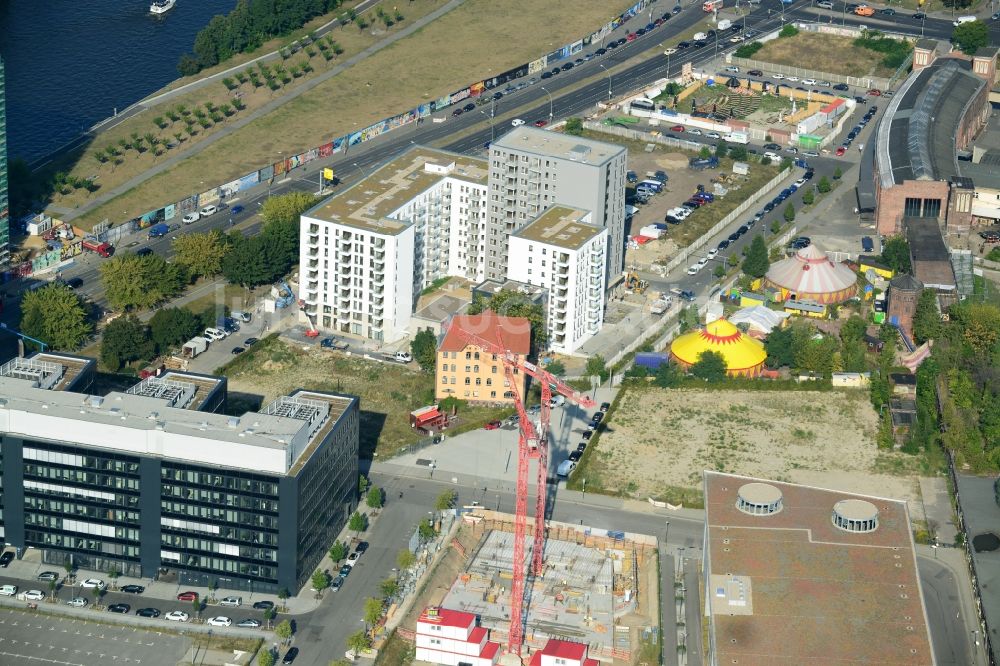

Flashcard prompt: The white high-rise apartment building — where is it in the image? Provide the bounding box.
[506,207,607,354]
[298,148,488,343]
[487,127,627,290]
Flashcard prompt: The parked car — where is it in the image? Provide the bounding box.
[230,205,245,215]
[534,119,548,127]
[835,146,847,156]
[66,597,88,607]
[108,603,131,614]
[238,618,262,628]
[0,585,17,597]
[176,591,199,602]
[220,596,243,607]
[245,337,259,346]
[282,648,300,664]
[182,212,200,224]
[252,600,275,611]
[207,616,233,627]
[136,608,161,618]
[121,585,145,594]
[346,552,361,567]
[200,205,218,217]
[339,565,352,578]
[80,579,106,590]
[1,551,16,568]
[861,236,875,252]
[203,327,227,341]
[231,347,246,355]
[36,571,59,582]
[23,590,45,601]
[165,610,190,622]
[484,420,502,430]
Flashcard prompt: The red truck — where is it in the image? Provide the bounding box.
[81,238,114,258]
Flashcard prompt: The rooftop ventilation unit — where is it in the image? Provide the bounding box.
[127,377,197,410]
[832,499,879,533]
[736,482,783,516]
[0,357,65,391]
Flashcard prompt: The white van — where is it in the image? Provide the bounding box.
[693,31,708,41]
[203,327,227,342]
[511,118,526,127]
[0,585,17,597]
[954,15,976,25]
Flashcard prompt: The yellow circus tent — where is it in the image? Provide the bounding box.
[763,243,858,304]
[670,318,767,377]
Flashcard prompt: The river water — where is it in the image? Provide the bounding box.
[0,0,236,161]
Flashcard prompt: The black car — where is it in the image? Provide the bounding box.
[582,429,594,440]
[833,83,849,91]
[738,225,750,235]
[600,402,611,412]
[861,236,875,252]
[540,71,553,79]
[913,11,927,18]
[595,47,607,55]
[493,91,503,100]
[879,7,895,14]
[748,69,763,77]
[693,40,707,48]
[677,41,691,49]
[245,337,258,346]
[231,347,246,355]
[717,239,731,251]
[108,603,130,614]
[854,95,866,103]
[672,4,682,13]
[136,607,161,618]
[0,551,13,567]
[561,62,574,71]
[252,600,275,611]
[869,105,878,114]
[66,277,84,289]
[121,584,145,594]
[463,103,475,112]
[665,215,683,225]
[636,28,647,36]
[569,450,582,462]
[136,247,154,257]
[763,202,775,213]
[355,541,369,554]
[653,170,668,183]
[591,412,604,423]
[763,143,781,151]
[282,647,300,664]
[577,442,587,453]
[728,232,740,242]
[706,30,716,39]
[731,23,743,31]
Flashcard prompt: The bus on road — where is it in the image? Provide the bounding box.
[703,0,723,11]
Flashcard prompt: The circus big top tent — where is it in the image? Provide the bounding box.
[670,318,767,377]
[764,243,858,304]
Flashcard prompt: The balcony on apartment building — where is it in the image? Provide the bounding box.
[307,247,319,258]
[307,268,319,280]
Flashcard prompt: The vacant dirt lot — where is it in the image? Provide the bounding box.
[578,388,924,506]
[751,33,898,79]
[218,336,500,457]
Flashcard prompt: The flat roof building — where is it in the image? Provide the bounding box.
[703,471,935,665]
[488,127,627,291]
[506,206,607,354]
[0,353,359,594]
[299,147,488,343]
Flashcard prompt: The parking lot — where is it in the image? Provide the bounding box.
[0,607,190,666]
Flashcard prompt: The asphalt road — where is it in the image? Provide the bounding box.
[919,554,972,666]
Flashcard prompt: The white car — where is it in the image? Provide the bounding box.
[802,78,817,86]
[771,73,784,80]
[686,264,701,275]
[817,80,831,87]
[203,327,227,341]
[182,212,200,224]
[346,552,361,567]
[165,611,190,622]
[707,249,719,259]
[23,590,45,601]
[80,579,105,590]
[706,132,721,139]
[200,205,218,216]
[511,118,525,127]
[688,128,703,135]
[207,616,233,627]
[0,585,16,597]
[729,35,745,43]
[795,177,807,187]
[66,597,88,607]
[663,47,678,55]
[763,151,780,161]
[697,257,709,267]
[724,66,740,73]
[786,76,799,82]
[219,596,243,607]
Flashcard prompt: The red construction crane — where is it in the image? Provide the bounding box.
[448,323,595,657]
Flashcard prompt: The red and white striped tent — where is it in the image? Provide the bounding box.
[764,243,858,304]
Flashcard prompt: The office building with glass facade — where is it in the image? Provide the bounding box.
[0,55,9,268]
[0,353,359,594]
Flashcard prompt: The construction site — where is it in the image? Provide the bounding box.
[399,509,660,664]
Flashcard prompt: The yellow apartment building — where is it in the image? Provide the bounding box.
[435,312,531,404]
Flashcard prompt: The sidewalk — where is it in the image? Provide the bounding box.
[63,0,470,222]
[917,543,988,666]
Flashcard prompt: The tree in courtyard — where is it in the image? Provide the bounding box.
[468,289,548,349]
[410,328,437,371]
[879,235,912,274]
[20,283,93,351]
[816,175,832,194]
[348,511,368,536]
[912,288,942,344]
[741,235,770,279]
[699,145,712,159]
[729,146,748,161]
[396,548,416,571]
[311,570,330,595]
[263,607,275,629]
[691,350,728,382]
[149,307,202,354]
[172,230,229,278]
[101,315,155,371]
[435,489,457,511]
[329,541,348,563]
[100,252,187,311]
[366,486,383,510]
[564,118,584,136]
[840,315,866,345]
[783,202,796,223]
[653,361,681,388]
[952,20,988,55]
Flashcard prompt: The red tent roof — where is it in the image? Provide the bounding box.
[439,312,531,354]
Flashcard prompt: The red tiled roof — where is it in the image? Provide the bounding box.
[439,312,531,354]
[540,639,588,660]
[418,606,475,629]
[481,641,501,660]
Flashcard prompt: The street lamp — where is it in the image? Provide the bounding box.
[353,162,369,180]
[479,109,496,142]
[598,64,613,100]
[540,86,554,122]
[665,520,671,546]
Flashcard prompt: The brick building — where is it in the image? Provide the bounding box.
[872,47,997,235]
[886,273,923,340]
[905,217,958,309]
